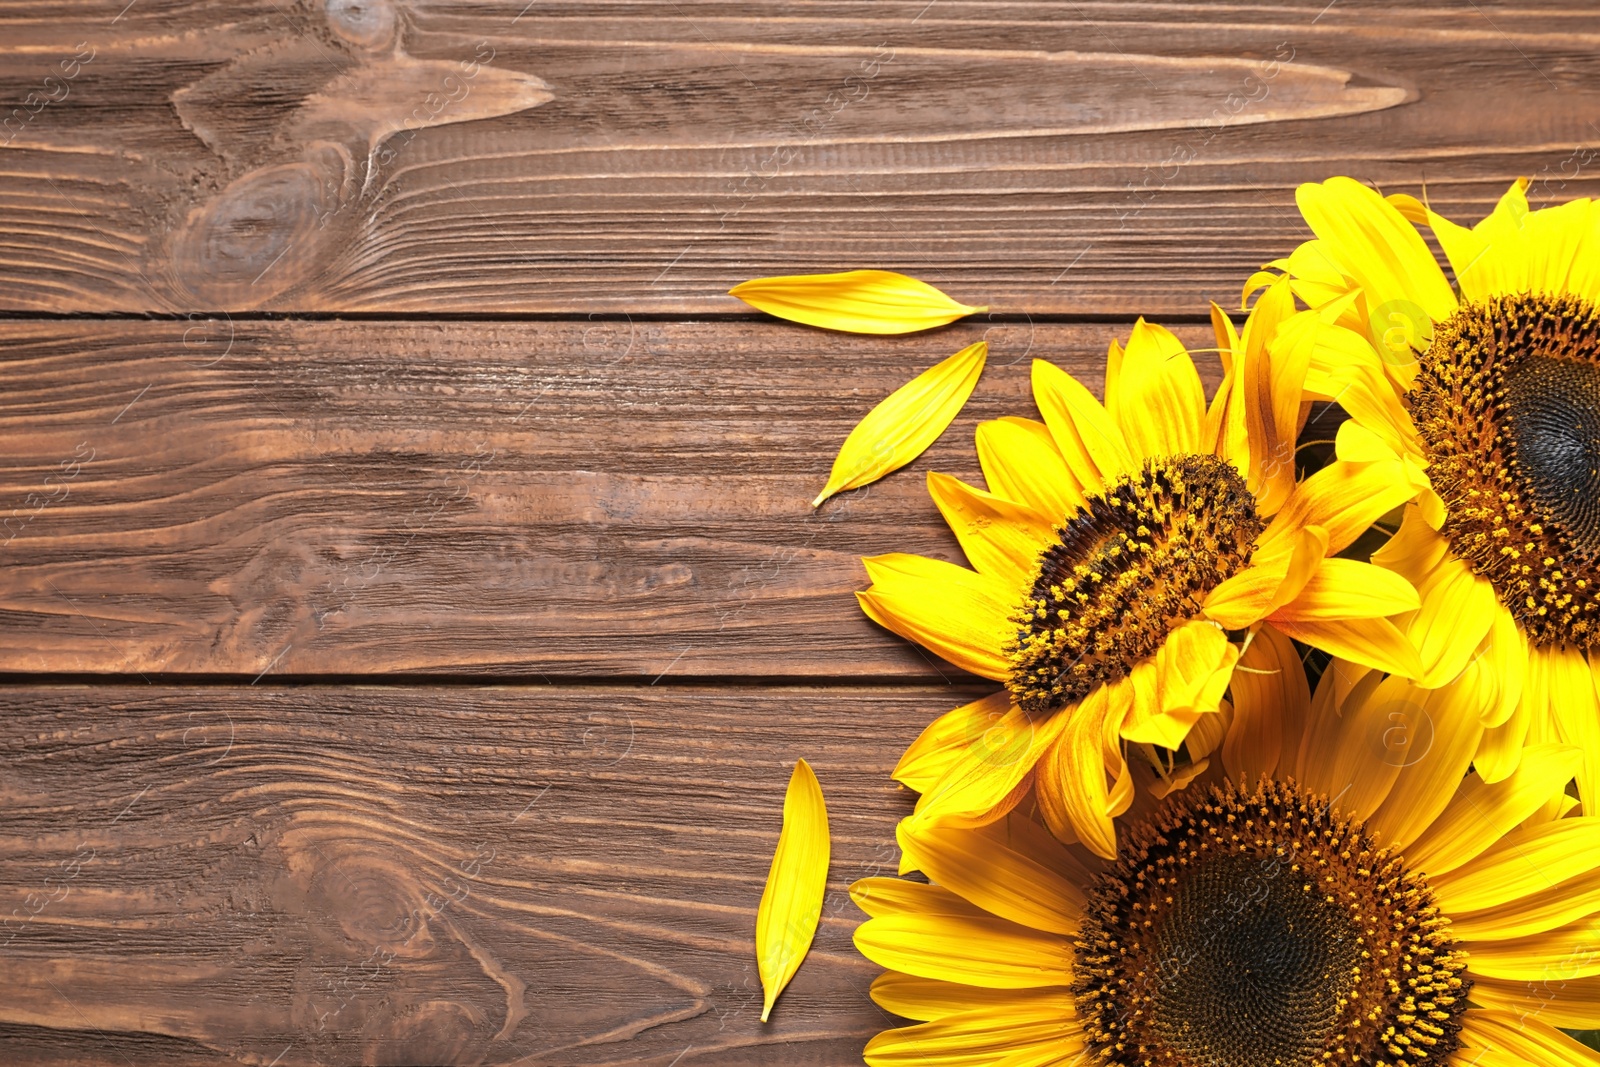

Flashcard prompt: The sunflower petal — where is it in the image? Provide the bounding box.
[850,877,989,921]
[1469,973,1600,1031]
[1270,559,1420,621]
[814,341,987,505]
[1294,177,1457,335]
[1121,619,1236,748]
[1270,616,1422,679]
[894,691,1015,794]
[858,552,1014,680]
[1364,674,1487,851]
[897,819,1084,935]
[1459,1008,1600,1067]
[853,912,1074,989]
[756,759,829,1022]
[731,270,986,334]
[1031,359,1135,493]
[1431,817,1600,914]
[869,972,1072,1024]
[910,701,1068,829]
[863,998,1083,1067]
[927,472,1056,587]
[1035,685,1123,859]
[1109,318,1205,459]
[975,416,1085,521]
[1223,625,1309,785]
[1257,454,1426,558]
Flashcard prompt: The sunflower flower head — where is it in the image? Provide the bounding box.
[1273,175,1600,809]
[858,297,1427,856]
[855,647,1600,1067]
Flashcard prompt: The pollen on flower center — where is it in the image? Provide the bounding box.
[1411,291,1600,647]
[1073,779,1470,1067]
[1005,454,1261,714]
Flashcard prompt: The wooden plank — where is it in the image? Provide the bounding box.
[0,318,1218,678]
[0,1,1596,314]
[0,683,964,1065]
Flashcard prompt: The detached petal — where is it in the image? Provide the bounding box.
[756,759,830,1021]
[731,269,986,334]
[814,341,987,506]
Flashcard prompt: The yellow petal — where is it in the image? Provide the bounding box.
[975,416,1085,521]
[1294,177,1457,341]
[853,912,1074,989]
[1466,921,1600,980]
[1430,816,1600,914]
[756,759,829,1022]
[1223,625,1309,786]
[1469,973,1600,1031]
[1121,620,1236,747]
[1035,686,1124,858]
[858,553,1014,680]
[1452,863,1600,942]
[815,341,987,506]
[1108,318,1205,460]
[863,998,1083,1066]
[897,818,1084,936]
[1030,359,1135,493]
[869,972,1071,1024]
[1256,454,1426,559]
[1551,644,1600,813]
[1270,615,1422,679]
[1237,278,1303,511]
[1202,524,1327,630]
[850,877,989,921]
[1403,555,1500,688]
[1269,558,1420,622]
[926,471,1056,587]
[894,691,1015,794]
[1459,1008,1600,1067]
[1363,674,1487,851]
[910,701,1068,829]
[730,270,986,334]
[1295,672,1414,823]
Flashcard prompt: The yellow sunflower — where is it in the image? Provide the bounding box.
[857,289,1426,857]
[1264,176,1600,809]
[854,636,1600,1067]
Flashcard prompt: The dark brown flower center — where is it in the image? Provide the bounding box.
[1412,291,1600,647]
[1073,779,1470,1067]
[1005,454,1261,714]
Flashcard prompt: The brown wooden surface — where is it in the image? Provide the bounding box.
[0,685,953,1065]
[5,1,1600,1063]
[1,2,1598,315]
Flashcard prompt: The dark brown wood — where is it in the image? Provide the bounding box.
[0,684,964,1065]
[0,318,1215,679]
[0,2,1596,314]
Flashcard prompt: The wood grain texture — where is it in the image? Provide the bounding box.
[1,1,1597,314]
[0,684,968,1065]
[0,318,1216,679]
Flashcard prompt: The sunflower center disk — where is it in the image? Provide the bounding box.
[1073,780,1470,1067]
[1413,291,1600,647]
[1005,454,1262,714]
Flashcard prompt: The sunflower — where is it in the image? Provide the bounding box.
[1263,177,1600,810]
[854,635,1600,1067]
[857,290,1427,857]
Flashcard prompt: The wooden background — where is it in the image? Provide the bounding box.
[2,1,1598,1063]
